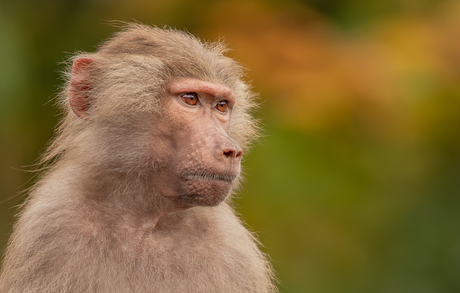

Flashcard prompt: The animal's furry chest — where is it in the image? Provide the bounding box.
[86,215,261,292]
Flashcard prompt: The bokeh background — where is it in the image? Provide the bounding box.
[1,0,460,292]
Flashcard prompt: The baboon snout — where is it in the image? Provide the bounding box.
[215,136,243,162]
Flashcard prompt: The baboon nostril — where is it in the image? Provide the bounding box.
[223,149,235,158]
[223,148,243,159]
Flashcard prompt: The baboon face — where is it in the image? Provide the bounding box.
[67,26,251,209]
[148,78,243,207]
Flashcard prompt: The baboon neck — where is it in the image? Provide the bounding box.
[45,161,183,222]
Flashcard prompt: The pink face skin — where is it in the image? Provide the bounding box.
[69,57,242,209]
[149,78,243,207]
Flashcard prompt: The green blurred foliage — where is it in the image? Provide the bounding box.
[1,0,460,292]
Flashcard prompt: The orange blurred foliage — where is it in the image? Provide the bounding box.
[202,0,460,142]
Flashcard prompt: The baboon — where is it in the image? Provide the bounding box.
[0,24,277,292]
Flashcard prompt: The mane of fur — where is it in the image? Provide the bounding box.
[44,24,260,171]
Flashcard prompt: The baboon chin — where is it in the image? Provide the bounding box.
[0,23,277,293]
[177,171,236,206]
[153,165,238,207]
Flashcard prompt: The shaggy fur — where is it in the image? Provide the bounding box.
[0,24,276,292]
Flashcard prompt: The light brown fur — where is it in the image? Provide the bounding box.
[0,24,276,292]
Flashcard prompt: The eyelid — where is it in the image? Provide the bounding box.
[169,78,236,105]
[215,99,231,113]
[180,92,200,106]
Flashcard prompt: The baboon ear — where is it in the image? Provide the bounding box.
[69,57,96,118]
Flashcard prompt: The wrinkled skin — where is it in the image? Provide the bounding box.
[148,78,243,207]
[68,57,243,208]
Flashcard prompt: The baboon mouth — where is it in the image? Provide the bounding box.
[183,172,237,183]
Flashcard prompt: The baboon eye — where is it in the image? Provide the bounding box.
[216,100,228,112]
[181,92,199,105]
